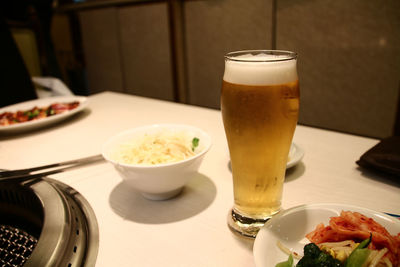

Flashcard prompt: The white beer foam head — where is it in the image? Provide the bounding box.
[223,52,298,86]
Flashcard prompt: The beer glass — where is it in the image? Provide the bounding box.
[221,50,299,238]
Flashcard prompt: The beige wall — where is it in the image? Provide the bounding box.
[76,0,400,139]
[79,2,174,100]
[276,0,400,138]
[184,0,273,108]
[79,8,124,94]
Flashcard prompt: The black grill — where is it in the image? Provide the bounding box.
[0,225,38,267]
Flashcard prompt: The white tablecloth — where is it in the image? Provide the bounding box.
[1,91,399,266]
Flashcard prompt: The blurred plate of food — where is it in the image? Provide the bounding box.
[0,96,88,133]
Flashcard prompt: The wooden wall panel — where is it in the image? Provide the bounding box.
[76,0,400,138]
[79,8,124,94]
[184,0,274,109]
[118,3,174,101]
[276,0,400,138]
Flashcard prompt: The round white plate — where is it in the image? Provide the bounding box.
[287,143,304,169]
[0,96,88,133]
[253,203,400,267]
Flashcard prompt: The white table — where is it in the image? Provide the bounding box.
[1,91,399,266]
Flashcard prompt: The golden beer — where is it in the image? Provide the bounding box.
[221,50,299,237]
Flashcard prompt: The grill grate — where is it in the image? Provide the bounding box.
[0,225,37,267]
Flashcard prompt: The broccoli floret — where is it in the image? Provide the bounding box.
[297,243,343,267]
[304,243,321,258]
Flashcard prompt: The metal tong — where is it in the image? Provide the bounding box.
[0,154,104,182]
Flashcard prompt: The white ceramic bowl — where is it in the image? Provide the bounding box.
[102,124,212,200]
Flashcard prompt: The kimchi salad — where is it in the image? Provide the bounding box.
[276,211,400,267]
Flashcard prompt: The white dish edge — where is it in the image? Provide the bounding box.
[253,203,400,267]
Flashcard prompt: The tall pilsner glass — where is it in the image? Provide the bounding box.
[221,50,299,238]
